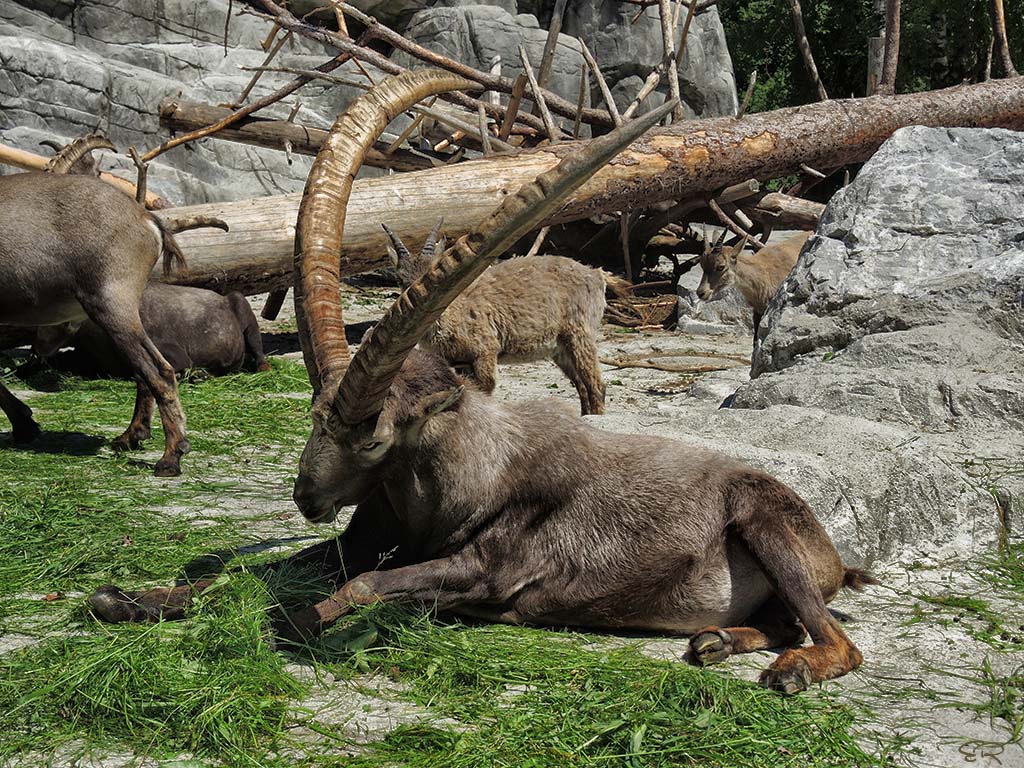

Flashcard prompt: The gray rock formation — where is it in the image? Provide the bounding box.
[1,0,737,207]
[713,127,1024,562]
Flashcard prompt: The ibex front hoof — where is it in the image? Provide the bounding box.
[759,653,813,694]
[689,628,734,666]
[12,421,42,444]
[112,430,149,451]
[153,458,182,477]
[88,585,151,623]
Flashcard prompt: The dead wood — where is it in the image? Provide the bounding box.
[157,78,1024,295]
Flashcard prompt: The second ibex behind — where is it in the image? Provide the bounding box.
[698,231,811,334]
[383,222,608,415]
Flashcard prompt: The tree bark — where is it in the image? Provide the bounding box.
[876,0,901,95]
[786,0,829,100]
[157,78,1024,294]
[989,0,1019,78]
[159,99,434,172]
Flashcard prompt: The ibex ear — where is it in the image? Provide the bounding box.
[728,235,749,264]
[413,385,464,422]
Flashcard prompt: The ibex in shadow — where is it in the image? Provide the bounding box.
[0,136,216,475]
[36,283,270,378]
[88,71,870,692]
[697,231,811,334]
[383,221,607,414]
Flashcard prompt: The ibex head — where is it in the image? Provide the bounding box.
[383,219,446,288]
[696,231,747,301]
[43,134,116,176]
[289,68,676,523]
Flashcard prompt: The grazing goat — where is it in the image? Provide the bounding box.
[0,138,193,475]
[697,231,811,333]
[36,284,270,377]
[87,71,869,693]
[384,222,607,415]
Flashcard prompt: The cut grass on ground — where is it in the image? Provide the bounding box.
[0,359,888,766]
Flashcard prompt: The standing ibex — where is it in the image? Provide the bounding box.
[383,222,607,414]
[697,231,812,333]
[0,137,192,475]
[88,71,870,693]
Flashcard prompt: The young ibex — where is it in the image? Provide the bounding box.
[0,138,192,475]
[36,284,270,378]
[87,71,870,693]
[697,231,812,333]
[383,222,607,415]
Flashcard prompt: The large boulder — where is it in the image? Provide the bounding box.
[709,127,1024,562]
[0,0,385,205]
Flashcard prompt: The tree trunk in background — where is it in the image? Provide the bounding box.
[158,78,1024,295]
[989,0,1019,77]
[786,0,829,100]
[876,0,901,95]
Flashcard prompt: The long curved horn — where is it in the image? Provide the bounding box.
[336,99,677,425]
[419,218,445,262]
[294,69,479,391]
[162,215,230,234]
[46,134,116,174]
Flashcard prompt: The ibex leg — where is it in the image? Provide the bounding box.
[0,381,40,443]
[554,332,605,415]
[89,490,406,624]
[468,348,499,393]
[279,548,492,640]
[112,381,154,450]
[726,473,862,693]
[689,598,807,665]
[83,296,189,477]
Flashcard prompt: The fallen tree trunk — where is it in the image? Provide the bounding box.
[159,78,1024,294]
[159,99,435,172]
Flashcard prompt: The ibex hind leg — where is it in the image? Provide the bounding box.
[722,473,863,693]
[81,299,189,477]
[554,332,605,415]
[112,382,155,451]
[689,597,807,665]
[0,381,41,443]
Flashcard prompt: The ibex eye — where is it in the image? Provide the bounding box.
[360,440,383,452]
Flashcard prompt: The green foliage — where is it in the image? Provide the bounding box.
[721,0,1024,112]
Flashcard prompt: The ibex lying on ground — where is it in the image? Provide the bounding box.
[87,71,870,693]
[35,283,270,377]
[697,231,811,333]
[0,136,200,475]
[383,222,607,415]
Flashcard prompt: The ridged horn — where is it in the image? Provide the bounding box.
[381,224,412,263]
[419,218,445,262]
[294,69,479,392]
[335,99,678,425]
[46,134,116,174]
[163,215,230,234]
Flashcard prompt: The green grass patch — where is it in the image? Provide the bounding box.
[0,573,305,765]
[301,607,882,768]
